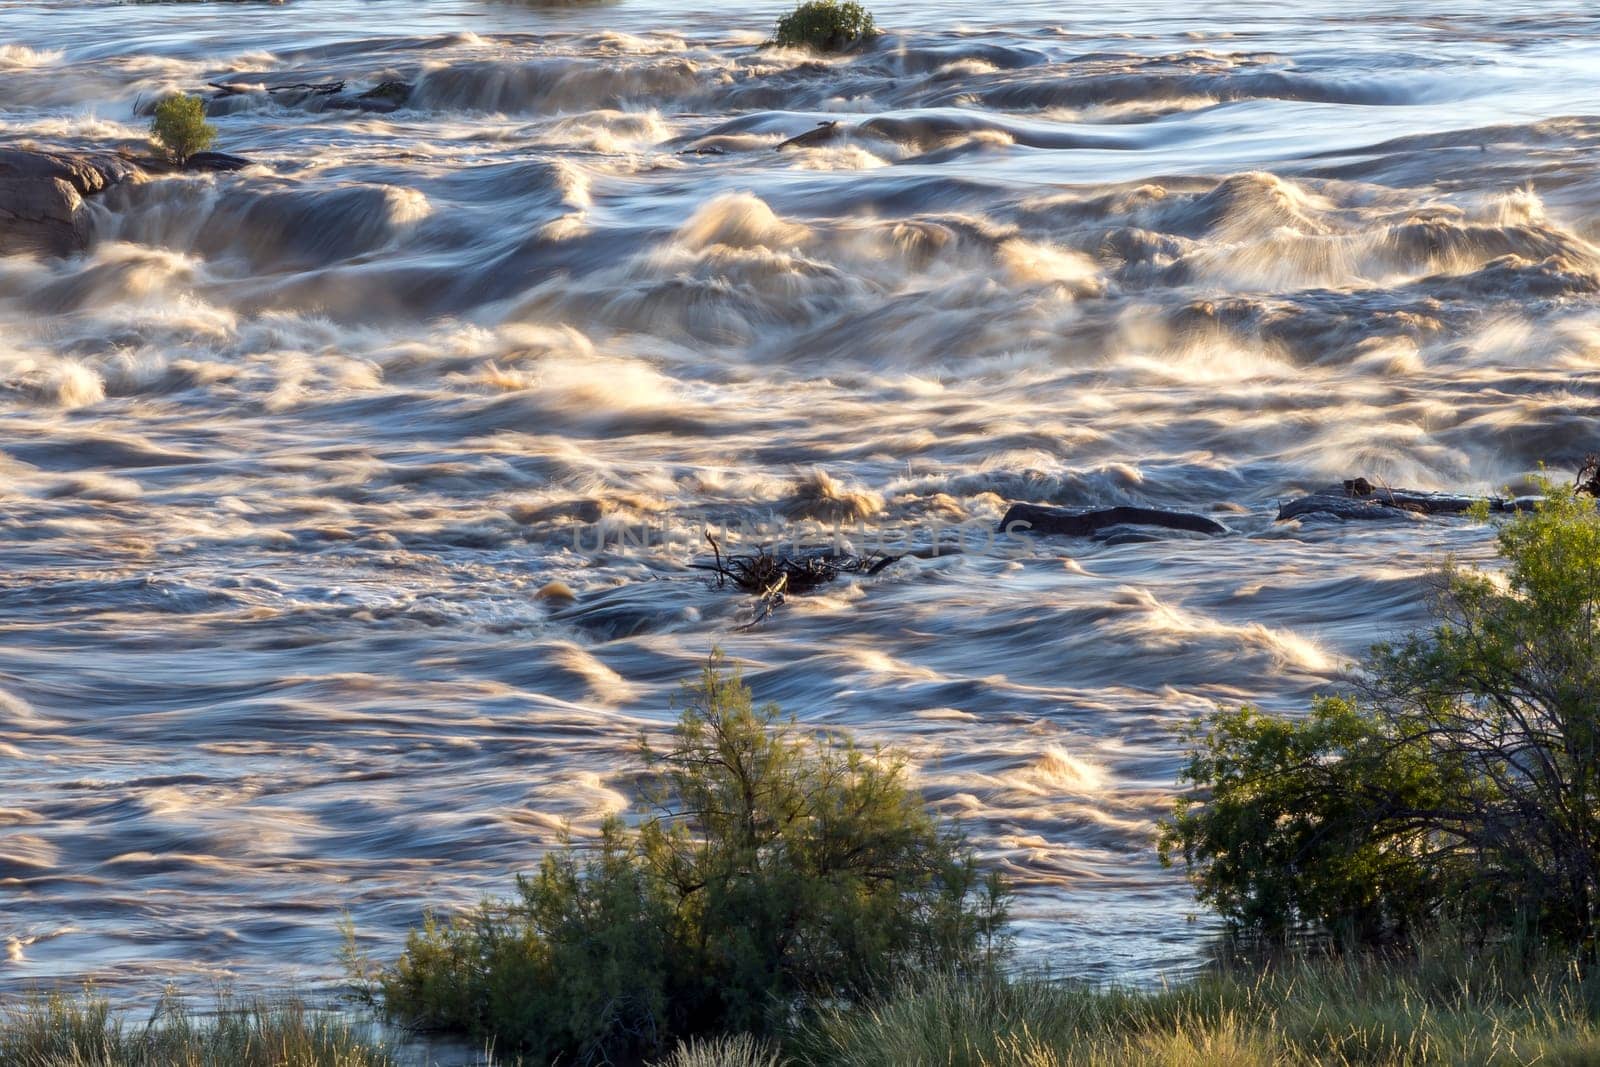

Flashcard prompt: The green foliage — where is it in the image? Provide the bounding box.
[382,819,677,1064]
[149,94,216,165]
[771,1,876,52]
[0,988,391,1066]
[378,653,1008,1064]
[1157,697,1458,945]
[1161,486,1600,948]
[799,943,1600,1066]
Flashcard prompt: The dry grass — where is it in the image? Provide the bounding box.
[14,943,1600,1066]
[0,989,392,1067]
[797,944,1600,1066]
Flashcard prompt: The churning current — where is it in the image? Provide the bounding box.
[4,0,1600,998]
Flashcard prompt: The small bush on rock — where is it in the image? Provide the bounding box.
[771,0,876,52]
[150,93,215,166]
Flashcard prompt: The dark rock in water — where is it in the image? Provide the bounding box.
[358,81,411,105]
[775,120,843,151]
[0,147,143,256]
[360,80,410,102]
[1276,480,1532,521]
[314,80,415,114]
[999,502,1228,538]
[186,150,253,172]
[329,80,414,113]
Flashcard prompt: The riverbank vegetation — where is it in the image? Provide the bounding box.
[9,489,1600,1064]
[376,655,1008,1064]
[802,944,1600,1066]
[0,990,391,1066]
[13,946,1600,1066]
[1161,483,1600,951]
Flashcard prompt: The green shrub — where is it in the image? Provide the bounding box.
[1157,697,1457,946]
[378,653,1008,1063]
[771,0,876,52]
[149,93,216,166]
[1161,486,1600,949]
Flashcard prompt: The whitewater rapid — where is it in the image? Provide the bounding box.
[4,0,1600,997]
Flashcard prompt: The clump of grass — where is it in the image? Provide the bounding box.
[770,0,876,52]
[797,943,1600,1066]
[0,988,393,1067]
[650,1033,784,1067]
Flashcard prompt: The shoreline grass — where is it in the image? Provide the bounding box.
[798,944,1600,1066]
[0,990,394,1067]
[9,942,1600,1066]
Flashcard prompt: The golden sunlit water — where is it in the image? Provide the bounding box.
[4,0,1600,999]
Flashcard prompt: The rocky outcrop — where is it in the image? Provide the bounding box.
[999,502,1228,538]
[1276,478,1537,521]
[0,147,143,257]
[2,146,255,257]
[131,150,253,175]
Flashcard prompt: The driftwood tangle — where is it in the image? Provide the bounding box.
[1577,454,1600,497]
[698,534,899,626]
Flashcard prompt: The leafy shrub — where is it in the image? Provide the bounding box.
[150,93,216,165]
[1161,486,1600,948]
[379,654,1008,1064]
[1157,697,1455,946]
[771,0,876,52]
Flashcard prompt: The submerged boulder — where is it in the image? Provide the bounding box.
[999,502,1228,539]
[0,147,142,257]
[197,77,414,114]
[775,120,844,151]
[354,80,413,112]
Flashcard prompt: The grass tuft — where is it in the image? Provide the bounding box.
[797,945,1600,1066]
[0,989,393,1067]
[650,1033,786,1067]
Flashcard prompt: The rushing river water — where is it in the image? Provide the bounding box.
[3,0,1600,1001]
